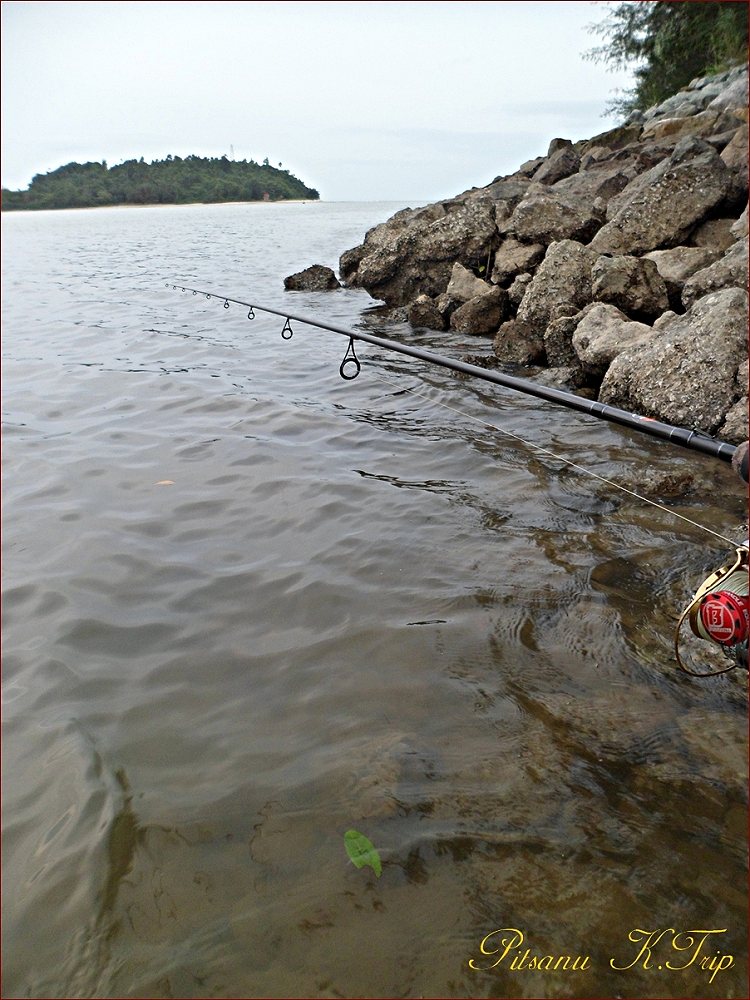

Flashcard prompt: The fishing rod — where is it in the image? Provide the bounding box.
[166,281,748,677]
[165,283,737,463]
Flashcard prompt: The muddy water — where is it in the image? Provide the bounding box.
[2,202,747,999]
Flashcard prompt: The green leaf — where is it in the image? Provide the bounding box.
[344,829,382,877]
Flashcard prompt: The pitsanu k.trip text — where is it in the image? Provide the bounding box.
[468,927,734,984]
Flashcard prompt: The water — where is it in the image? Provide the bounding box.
[2,202,747,999]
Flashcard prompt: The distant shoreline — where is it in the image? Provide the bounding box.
[1,199,320,214]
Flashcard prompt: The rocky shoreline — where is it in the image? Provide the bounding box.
[287,65,748,444]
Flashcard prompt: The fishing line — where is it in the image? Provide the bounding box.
[366,371,739,548]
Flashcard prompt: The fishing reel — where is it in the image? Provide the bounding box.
[675,544,749,676]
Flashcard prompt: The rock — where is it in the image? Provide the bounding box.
[551,165,633,205]
[735,358,748,397]
[599,288,749,435]
[579,124,642,155]
[652,310,678,331]
[341,198,498,305]
[532,366,591,390]
[590,137,731,255]
[719,397,749,444]
[730,204,748,239]
[450,286,508,335]
[435,292,459,322]
[283,264,340,291]
[518,156,546,177]
[493,319,545,365]
[640,108,743,144]
[339,204,440,282]
[533,145,581,185]
[682,236,749,308]
[580,145,612,170]
[490,238,545,285]
[446,262,492,303]
[548,138,573,156]
[407,294,446,331]
[516,240,598,334]
[689,217,736,250]
[543,313,584,368]
[643,246,724,305]
[503,190,604,245]
[707,71,749,114]
[572,303,654,372]
[720,124,749,205]
[591,255,669,320]
[508,272,533,310]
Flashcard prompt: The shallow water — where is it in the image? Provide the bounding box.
[2,201,747,999]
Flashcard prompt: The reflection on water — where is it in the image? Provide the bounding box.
[2,203,747,999]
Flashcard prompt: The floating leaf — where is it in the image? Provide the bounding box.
[154,480,175,486]
[344,829,382,877]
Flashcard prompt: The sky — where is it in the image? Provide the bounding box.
[1,0,635,202]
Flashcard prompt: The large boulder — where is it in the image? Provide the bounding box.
[706,70,749,114]
[450,286,508,335]
[551,164,634,205]
[591,255,669,320]
[599,288,749,435]
[516,240,598,334]
[502,189,604,245]
[572,303,654,373]
[590,137,731,255]
[643,246,723,305]
[341,199,498,305]
[490,238,545,285]
[283,264,340,291]
[339,204,443,281]
[640,108,745,144]
[681,236,749,308]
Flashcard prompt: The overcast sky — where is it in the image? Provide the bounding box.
[1,1,634,201]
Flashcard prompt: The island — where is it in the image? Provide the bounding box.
[0,155,319,211]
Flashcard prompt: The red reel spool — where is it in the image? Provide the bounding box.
[697,591,750,646]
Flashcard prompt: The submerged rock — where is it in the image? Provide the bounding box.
[283,264,340,291]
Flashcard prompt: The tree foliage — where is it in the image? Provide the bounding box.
[587,1,748,116]
[1,155,319,211]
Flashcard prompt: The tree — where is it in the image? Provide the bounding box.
[587,1,748,117]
